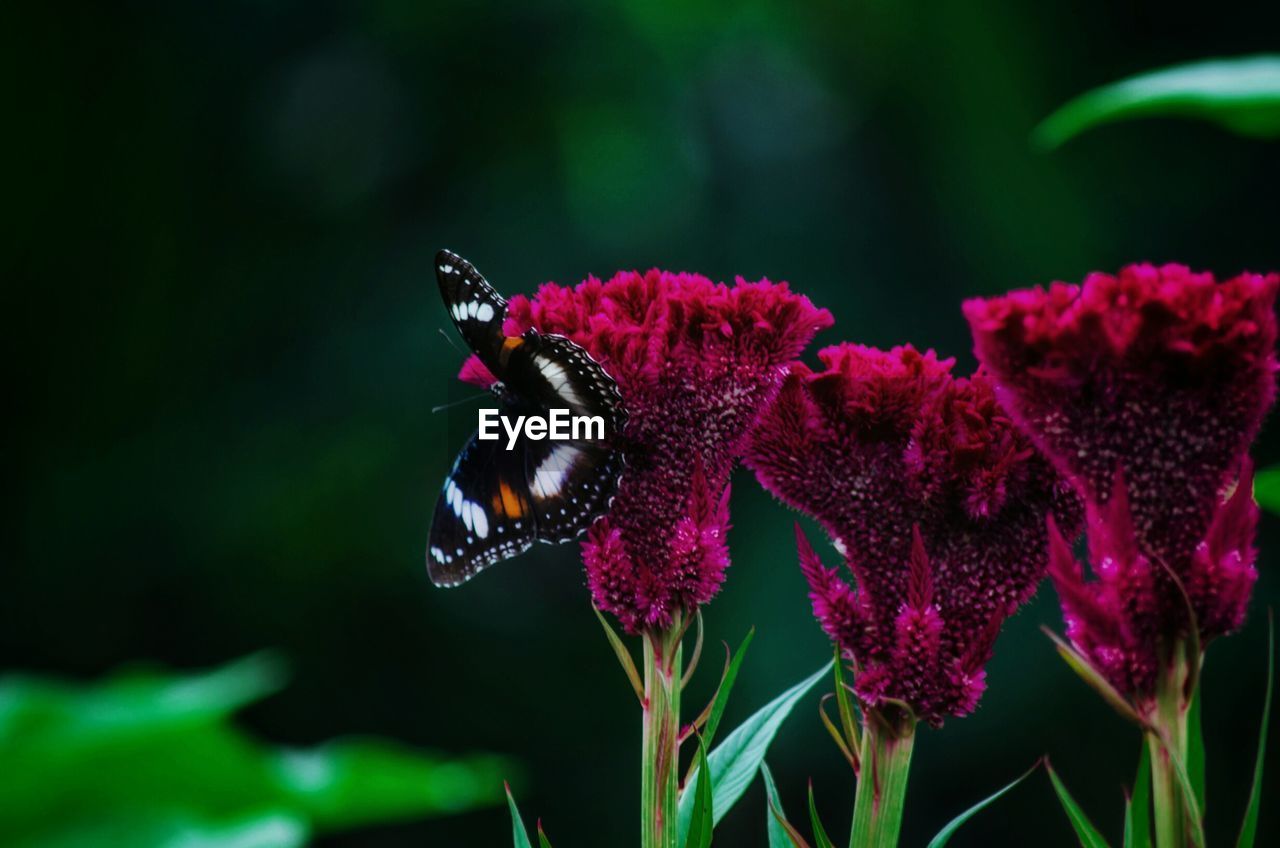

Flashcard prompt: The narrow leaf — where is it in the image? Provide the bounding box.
[1045,759,1113,848]
[1126,742,1151,848]
[592,603,643,704]
[807,782,835,848]
[1186,683,1205,815]
[818,694,856,770]
[702,628,755,751]
[677,662,832,843]
[684,738,713,848]
[682,611,706,691]
[1159,737,1206,848]
[761,762,808,848]
[832,651,860,763]
[926,760,1039,848]
[1235,610,1274,848]
[537,821,554,848]
[1034,54,1280,148]
[1045,628,1145,727]
[506,783,533,848]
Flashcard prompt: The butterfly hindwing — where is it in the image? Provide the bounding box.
[503,333,628,542]
[427,433,535,586]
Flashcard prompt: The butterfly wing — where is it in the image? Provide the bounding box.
[435,249,507,373]
[504,333,628,543]
[427,432,536,586]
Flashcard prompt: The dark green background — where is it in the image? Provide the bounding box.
[6,2,1278,845]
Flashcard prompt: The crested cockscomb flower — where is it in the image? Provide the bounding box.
[965,263,1278,700]
[461,269,832,634]
[746,344,1080,725]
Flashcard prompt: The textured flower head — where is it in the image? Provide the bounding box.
[462,269,832,633]
[966,264,1277,699]
[747,344,1079,725]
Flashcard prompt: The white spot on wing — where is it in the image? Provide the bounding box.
[531,445,581,501]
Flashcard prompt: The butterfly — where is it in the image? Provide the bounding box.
[427,250,627,587]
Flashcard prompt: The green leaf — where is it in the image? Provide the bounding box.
[506,783,533,848]
[1034,54,1280,148]
[807,782,835,848]
[1235,611,1274,848]
[537,821,555,848]
[760,762,798,848]
[1185,684,1205,815]
[1125,742,1151,848]
[1045,759,1113,848]
[684,738,713,848]
[926,761,1039,848]
[676,662,831,844]
[702,628,755,751]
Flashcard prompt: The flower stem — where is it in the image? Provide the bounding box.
[849,707,916,848]
[1148,640,1193,848]
[641,614,684,848]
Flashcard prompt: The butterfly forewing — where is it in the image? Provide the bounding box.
[435,249,508,371]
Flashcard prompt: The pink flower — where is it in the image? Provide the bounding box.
[462,269,832,634]
[747,344,1079,725]
[966,263,1278,699]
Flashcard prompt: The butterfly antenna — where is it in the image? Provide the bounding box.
[432,391,490,414]
[437,327,464,355]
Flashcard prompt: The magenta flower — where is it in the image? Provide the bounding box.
[965,263,1278,700]
[747,344,1079,725]
[461,269,832,634]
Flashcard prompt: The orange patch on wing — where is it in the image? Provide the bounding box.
[498,481,525,517]
[499,336,523,366]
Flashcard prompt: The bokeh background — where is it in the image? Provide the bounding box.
[6,1,1280,845]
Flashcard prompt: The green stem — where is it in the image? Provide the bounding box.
[1148,641,1192,848]
[641,615,684,848]
[848,707,916,848]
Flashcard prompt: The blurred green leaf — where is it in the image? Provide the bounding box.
[0,656,508,847]
[684,738,713,848]
[677,662,831,844]
[1254,466,1280,516]
[14,811,308,848]
[537,821,555,848]
[506,783,533,848]
[1125,742,1151,848]
[1034,54,1280,148]
[272,738,509,827]
[806,783,834,848]
[926,761,1039,848]
[1235,612,1274,848]
[1045,759,1112,848]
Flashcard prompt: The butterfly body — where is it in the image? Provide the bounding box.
[428,251,627,587]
